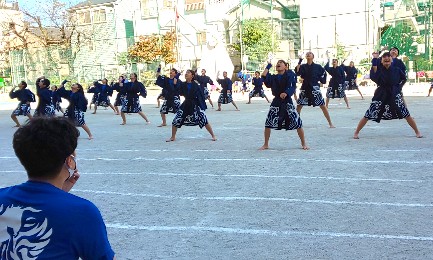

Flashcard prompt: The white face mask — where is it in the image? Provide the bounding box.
[65,155,77,180]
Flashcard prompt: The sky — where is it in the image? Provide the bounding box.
[15,0,83,25]
[17,0,82,13]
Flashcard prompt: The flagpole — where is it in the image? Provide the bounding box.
[157,0,162,63]
[240,0,244,71]
[175,1,180,68]
[271,0,274,54]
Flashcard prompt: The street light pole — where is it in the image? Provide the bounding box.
[425,0,428,60]
[271,0,274,54]
[240,0,244,71]
[426,0,432,66]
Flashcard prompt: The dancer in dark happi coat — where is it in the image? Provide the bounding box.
[259,60,308,150]
[155,65,181,127]
[295,52,334,128]
[378,47,408,106]
[195,68,214,108]
[216,71,239,111]
[88,86,98,110]
[324,58,350,109]
[247,71,270,104]
[9,81,35,127]
[58,80,93,139]
[343,61,364,99]
[111,75,127,114]
[156,91,164,108]
[120,73,150,125]
[167,69,216,142]
[51,85,65,115]
[34,76,55,117]
[353,52,422,139]
[89,78,117,114]
[238,70,251,95]
[428,79,433,97]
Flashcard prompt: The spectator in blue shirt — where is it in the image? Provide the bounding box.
[0,117,115,259]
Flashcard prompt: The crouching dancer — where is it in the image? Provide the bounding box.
[167,69,216,142]
[9,81,35,127]
[259,60,308,150]
[353,51,422,139]
[58,80,93,139]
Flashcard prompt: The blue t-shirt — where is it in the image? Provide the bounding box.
[0,181,115,260]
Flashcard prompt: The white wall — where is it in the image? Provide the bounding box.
[300,0,379,62]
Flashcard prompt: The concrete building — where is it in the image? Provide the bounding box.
[0,0,22,80]
[298,0,381,64]
[67,0,301,81]
[68,0,138,82]
[136,0,297,79]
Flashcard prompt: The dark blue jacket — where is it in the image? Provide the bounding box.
[262,70,297,106]
[195,75,214,90]
[57,87,88,112]
[343,66,358,81]
[10,89,35,103]
[35,78,53,114]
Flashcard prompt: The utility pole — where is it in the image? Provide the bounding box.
[240,0,244,71]
[426,0,432,66]
[425,0,429,60]
[271,0,274,55]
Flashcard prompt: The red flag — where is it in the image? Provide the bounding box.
[175,6,179,22]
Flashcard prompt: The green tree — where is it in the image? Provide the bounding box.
[232,18,279,64]
[117,52,130,66]
[414,57,433,71]
[380,21,417,59]
[336,42,347,60]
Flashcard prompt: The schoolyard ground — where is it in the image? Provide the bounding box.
[1,83,432,259]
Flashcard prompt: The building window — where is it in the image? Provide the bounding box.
[185,0,204,11]
[140,0,158,17]
[93,9,106,23]
[77,11,91,24]
[196,31,206,45]
[185,0,204,3]
[163,0,174,8]
[209,0,225,4]
[88,39,94,51]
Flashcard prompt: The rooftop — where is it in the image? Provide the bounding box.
[70,0,116,10]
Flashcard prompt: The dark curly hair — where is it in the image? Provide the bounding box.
[13,117,80,179]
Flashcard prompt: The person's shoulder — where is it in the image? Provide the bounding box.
[286,69,296,76]
[0,185,16,194]
[54,191,102,216]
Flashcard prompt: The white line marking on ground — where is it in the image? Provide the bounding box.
[86,148,427,152]
[106,224,433,241]
[376,149,422,152]
[74,158,433,164]
[2,156,431,164]
[77,148,427,153]
[81,172,423,183]
[72,189,433,208]
[0,170,421,183]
